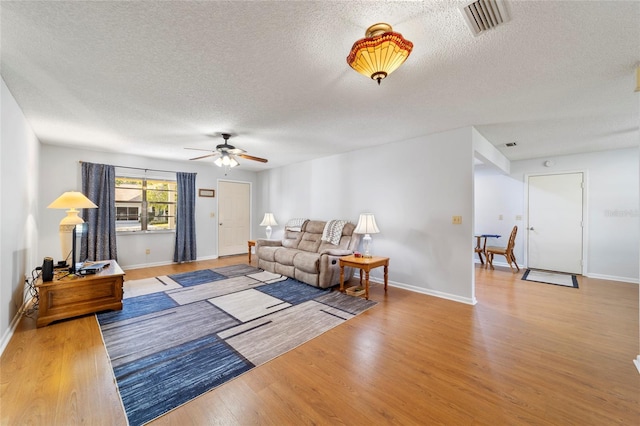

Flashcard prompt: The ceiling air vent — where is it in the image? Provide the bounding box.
[460,0,510,37]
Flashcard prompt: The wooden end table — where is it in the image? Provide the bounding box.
[248,240,256,264]
[339,255,389,300]
[36,260,125,327]
[474,234,501,266]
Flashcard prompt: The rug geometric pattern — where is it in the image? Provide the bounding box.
[97,264,376,426]
[167,268,228,286]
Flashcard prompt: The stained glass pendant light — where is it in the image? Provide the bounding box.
[347,23,413,85]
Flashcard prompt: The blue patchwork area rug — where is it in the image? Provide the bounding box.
[167,268,227,286]
[258,277,328,304]
[97,265,376,426]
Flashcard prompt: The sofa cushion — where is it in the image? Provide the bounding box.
[295,269,319,287]
[275,263,296,278]
[293,251,321,274]
[304,220,326,234]
[274,247,302,266]
[257,245,279,262]
[298,231,322,252]
[281,229,302,249]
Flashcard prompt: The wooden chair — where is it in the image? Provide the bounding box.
[486,226,519,272]
[475,235,487,265]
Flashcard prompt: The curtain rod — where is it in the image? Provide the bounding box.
[78,161,195,175]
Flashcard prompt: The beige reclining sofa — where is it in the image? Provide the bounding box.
[256,219,360,288]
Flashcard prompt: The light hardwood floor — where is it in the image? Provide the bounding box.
[1,256,638,424]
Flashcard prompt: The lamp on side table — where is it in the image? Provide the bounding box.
[354,213,380,258]
[47,191,98,267]
[260,213,278,239]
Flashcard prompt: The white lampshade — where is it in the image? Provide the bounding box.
[260,213,278,227]
[354,213,380,235]
[47,191,98,265]
[260,213,278,239]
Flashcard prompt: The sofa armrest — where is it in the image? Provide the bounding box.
[256,239,282,248]
[320,248,353,256]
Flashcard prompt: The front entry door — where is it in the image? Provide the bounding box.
[527,173,584,274]
[218,181,250,256]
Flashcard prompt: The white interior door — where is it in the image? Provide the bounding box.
[527,173,584,274]
[218,181,250,256]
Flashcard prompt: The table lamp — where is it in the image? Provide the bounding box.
[47,191,98,265]
[259,213,278,239]
[354,213,380,258]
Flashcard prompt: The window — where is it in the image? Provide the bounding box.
[115,177,177,232]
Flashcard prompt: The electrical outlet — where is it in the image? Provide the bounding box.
[145,249,150,255]
[452,215,462,225]
[498,214,503,220]
[515,215,522,221]
[210,212,215,218]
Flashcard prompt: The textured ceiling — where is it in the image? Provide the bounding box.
[1,1,639,171]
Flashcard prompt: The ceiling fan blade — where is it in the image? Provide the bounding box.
[189,153,218,161]
[185,147,213,152]
[239,153,268,163]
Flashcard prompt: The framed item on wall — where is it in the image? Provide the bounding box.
[198,189,215,198]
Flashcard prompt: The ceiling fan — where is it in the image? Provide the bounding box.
[186,133,268,168]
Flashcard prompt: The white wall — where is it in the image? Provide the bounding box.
[473,128,510,174]
[257,127,477,304]
[1,78,40,350]
[474,166,525,262]
[39,145,259,269]
[475,148,640,282]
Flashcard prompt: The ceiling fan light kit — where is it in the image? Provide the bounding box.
[187,133,267,173]
[214,153,238,168]
[347,23,413,85]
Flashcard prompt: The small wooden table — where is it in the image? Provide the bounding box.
[339,255,389,300]
[474,234,500,265]
[248,240,256,264]
[36,260,125,327]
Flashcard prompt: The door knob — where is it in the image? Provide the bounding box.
[528,227,535,231]
[219,223,223,226]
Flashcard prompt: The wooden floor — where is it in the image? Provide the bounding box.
[2,256,638,425]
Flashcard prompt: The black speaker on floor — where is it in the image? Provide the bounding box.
[42,257,54,282]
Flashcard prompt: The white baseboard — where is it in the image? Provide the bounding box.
[120,255,219,271]
[0,298,31,357]
[475,259,527,272]
[392,281,477,305]
[197,255,220,261]
[584,273,638,284]
[122,260,176,270]
[355,273,477,305]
